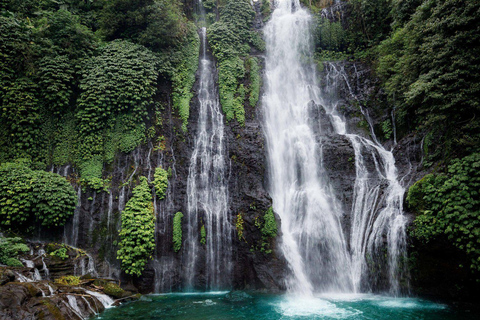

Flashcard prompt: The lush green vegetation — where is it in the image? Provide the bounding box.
[117,177,155,276]
[207,0,263,125]
[0,0,199,191]
[377,0,480,162]
[0,161,77,231]
[253,207,277,254]
[153,167,169,200]
[311,1,480,280]
[0,237,29,267]
[173,212,183,252]
[407,153,480,273]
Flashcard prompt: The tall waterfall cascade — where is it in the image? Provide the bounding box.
[184,22,232,290]
[263,0,408,295]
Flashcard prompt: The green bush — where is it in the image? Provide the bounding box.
[408,153,480,272]
[153,167,169,200]
[0,237,29,267]
[262,207,277,239]
[0,161,77,229]
[117,177,156,276]
[50,247,69,260]
[173,212,183,252]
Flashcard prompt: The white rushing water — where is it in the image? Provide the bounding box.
[184,24,231,290]
[263,0,407,295]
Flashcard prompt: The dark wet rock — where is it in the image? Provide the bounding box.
[0,279,121,320]
[0,268,15,285]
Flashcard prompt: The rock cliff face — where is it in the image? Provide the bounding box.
[45,54,425,295]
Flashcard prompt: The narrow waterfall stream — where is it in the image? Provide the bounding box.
[184,24,232,290]
[263,0,407,295]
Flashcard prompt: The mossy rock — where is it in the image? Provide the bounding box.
[103,282,128,298]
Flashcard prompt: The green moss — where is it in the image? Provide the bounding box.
[54,275,81,286]
[103,282,126,298]
[173,212,183,252]
[42,300,66,320]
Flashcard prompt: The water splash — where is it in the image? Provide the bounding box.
[263,0,407,295]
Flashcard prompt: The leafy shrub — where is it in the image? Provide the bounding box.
[408,153,480,272]
[0,161,77,229]
[117,177,156,276]
[262,207,277,239]
[50,247,69,260]
[173,212,183,252]
[153,167,169,200]
[0,237,29,267]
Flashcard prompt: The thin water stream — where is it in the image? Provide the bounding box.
[184,5,231,290]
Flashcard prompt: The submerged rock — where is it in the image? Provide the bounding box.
[224,291,253,302]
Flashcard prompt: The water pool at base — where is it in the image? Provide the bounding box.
[93,292,479,319]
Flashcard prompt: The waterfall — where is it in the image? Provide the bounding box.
[184,24,231,290]
[263,0,407,295]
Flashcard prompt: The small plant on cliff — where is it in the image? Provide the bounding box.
[117,176,156,276]
[200,225,206,245]
[0,237,29,267]
[153,167,169,200]
[236,213,246,241]
[173,212,184,252]
[253,207,278,254]
[262,207,278,239]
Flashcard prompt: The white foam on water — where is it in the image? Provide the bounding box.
[275,296,361,319]
[374,298,447,310]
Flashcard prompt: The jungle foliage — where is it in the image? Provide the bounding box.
[407,153,480,274]
[117,177,155,276]
[0,161,77,231]
[207,0,263,125]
